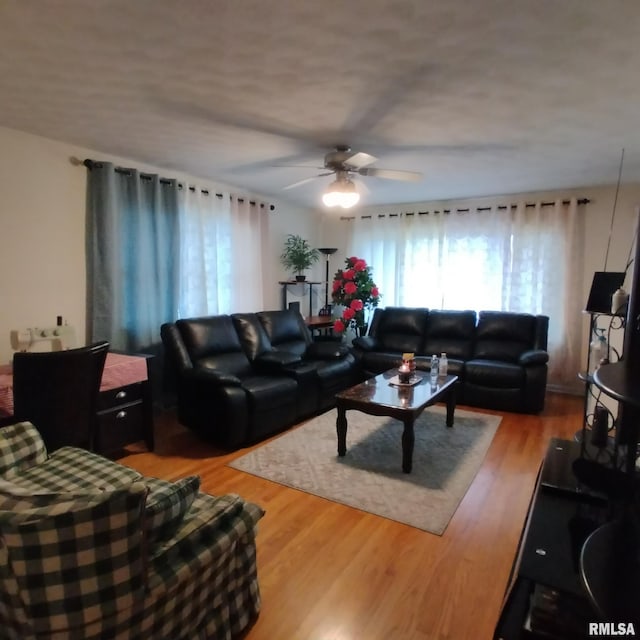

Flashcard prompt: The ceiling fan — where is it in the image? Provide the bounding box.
[282,145,423,208]
[283,145,422,190]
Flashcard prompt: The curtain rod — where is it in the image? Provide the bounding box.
[81,158,276,211]
[340,197,590,220]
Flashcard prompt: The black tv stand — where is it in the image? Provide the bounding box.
[494,438,608,639]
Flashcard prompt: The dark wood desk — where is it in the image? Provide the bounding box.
[0,352,154,456]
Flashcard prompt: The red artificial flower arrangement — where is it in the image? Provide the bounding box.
[331,256,381,334]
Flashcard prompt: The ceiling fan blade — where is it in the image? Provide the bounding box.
[353,178,370,195]
[343,151,378,169]
[358,168,423,182]
[272,164,326,169]
[282,173,333,190]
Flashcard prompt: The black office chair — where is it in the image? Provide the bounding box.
[12,341,109,452]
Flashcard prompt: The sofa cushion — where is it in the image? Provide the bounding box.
[422,310,477,360]
[359,350,405,374]
[473,312,539,362]
[465,359,525,387]
[374,307,429,353]
[0,482,147,635]
[258,310,311,355]
[232,313,273,361]
[145,475,201,543]
[176,316,242,360]
[242,375,299,411]
[0,422,48,478]
[258,309,307,340]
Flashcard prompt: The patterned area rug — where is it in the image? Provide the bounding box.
[229,406,502,535]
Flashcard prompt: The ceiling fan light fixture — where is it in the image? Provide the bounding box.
[322,178,360,209]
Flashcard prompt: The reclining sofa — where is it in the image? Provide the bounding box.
[0,421,263,639]
[352,307,549,413]
[161,309,359,449]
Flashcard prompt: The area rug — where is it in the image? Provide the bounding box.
[229,406,502,535]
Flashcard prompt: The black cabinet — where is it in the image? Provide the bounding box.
[94,354,155,457]
[494,439,606,639]
[95,380,153,456]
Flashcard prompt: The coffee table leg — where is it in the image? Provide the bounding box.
[402,418,415,473]
[336,405,347,456]
[446,388,456,428]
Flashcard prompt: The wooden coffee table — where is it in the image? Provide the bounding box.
[335,370,458,473]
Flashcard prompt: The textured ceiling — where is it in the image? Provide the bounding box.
[1,0,640,208]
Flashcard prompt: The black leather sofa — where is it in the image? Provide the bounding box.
[352,307,549,413]
[161,309,359,449]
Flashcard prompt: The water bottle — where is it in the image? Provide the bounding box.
[439,352,448,377]
[430,354,439,384]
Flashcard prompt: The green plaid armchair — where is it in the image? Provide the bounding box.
[0,422,264,639]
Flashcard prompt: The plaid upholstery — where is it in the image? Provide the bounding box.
[144,475,200,543]
[8,445,142,492]
[0,483,148,635]
[0,422,47,477]
[0,423,265,639]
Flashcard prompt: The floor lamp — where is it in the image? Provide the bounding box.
[318,248,337,313]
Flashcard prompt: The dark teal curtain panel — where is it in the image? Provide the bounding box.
[86,162,180,352]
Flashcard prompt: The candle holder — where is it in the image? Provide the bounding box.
[398,354,415,383]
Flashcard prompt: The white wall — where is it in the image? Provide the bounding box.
[0,125,322,364]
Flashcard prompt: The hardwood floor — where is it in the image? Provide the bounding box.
[118,392,583,640]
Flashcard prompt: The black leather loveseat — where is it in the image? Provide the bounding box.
[352,307,549,413]
[161,309,359,449]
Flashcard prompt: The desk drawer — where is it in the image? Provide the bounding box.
[96,401,144,454]
[98,382,144,411]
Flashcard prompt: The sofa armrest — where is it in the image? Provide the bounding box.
[352,336,379,351]
[149,493,265,568]
[183,367,243,387]
[254,350,303,373]
[518,349,549,366]
[305,342,351,361]
[0,421,48,477]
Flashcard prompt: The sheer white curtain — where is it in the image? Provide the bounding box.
[177,188,268,317]
[350,198,585,389]
[229,196,268,312]
[507,199,584,387]
[177,187,233,317]
[351,206,509,310]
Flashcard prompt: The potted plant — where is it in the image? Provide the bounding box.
[280,234,320,281]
